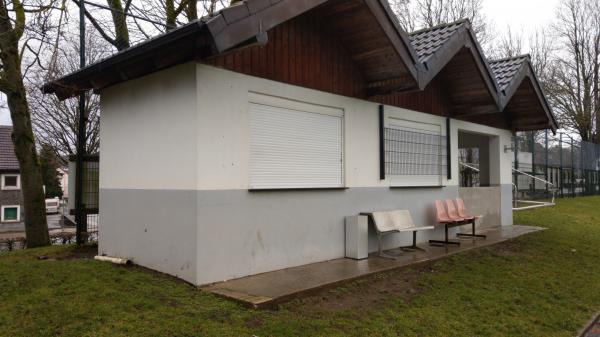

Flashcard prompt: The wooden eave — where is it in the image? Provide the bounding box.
[498,59,558,132]
[42,0,420,100]
[414,23,501,112]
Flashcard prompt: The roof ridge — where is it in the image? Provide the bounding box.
[489,54,531,64]
[409,18,470,36]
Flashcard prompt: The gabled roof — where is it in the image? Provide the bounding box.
[41,0,557,132]
[408,20,502,116]
[410,19,466,64]
[489,55,529,92]
[0,126,19,172]
[489,55,558,131]
[43,0,420,100]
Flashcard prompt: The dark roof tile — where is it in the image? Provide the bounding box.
[409,20,467,63]
[0,126,19,171]
[489,55,529,92]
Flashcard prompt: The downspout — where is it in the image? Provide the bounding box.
[95,255,131,265]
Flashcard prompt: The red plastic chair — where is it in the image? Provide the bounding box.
[455,198,480,221]
[454,198,486,239]
[430,200,462,246]
[434,200,454,223]
[445,199,466,222]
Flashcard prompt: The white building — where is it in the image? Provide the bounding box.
[43,0,557,285]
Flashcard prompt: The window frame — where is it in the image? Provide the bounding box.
[384,112,447,188]
[1,205,20,222]
[1,174,21,190]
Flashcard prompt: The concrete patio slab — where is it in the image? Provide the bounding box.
[202,225,544,308]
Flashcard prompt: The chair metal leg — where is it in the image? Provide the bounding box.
[429,224,461,246]
[377,232,403,259]
[457,220,487,239]
[401,231,425,251]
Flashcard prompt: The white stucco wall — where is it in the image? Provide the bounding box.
[98,62,515,285]
[194,64,514,190]
[192,64,514,284]
[99,62,199,283]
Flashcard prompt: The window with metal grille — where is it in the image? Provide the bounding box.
[384,127,447,176]
[384,118,447,187]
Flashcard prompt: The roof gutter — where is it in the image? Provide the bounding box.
[42,20,209,98]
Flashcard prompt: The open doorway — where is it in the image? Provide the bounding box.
[458,131,492,187]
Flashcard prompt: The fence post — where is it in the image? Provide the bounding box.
[530,131,535,198]
[559,133,563,198]
[571,136,575,198]
[514,134,519,197]
[75,0,87,246]
[597,143,600,195]
[545,130,549,197]
[581,142,584,195]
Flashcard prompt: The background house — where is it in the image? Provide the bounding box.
[0,126,24,227]
[43,0,557,286]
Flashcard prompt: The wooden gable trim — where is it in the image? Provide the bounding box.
[362,0,420,81]
[207,0,328,53]
[499,60,558,132]
[415,23,501,111]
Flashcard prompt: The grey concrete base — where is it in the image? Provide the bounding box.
[100,185,513,286]
[501,184,514,226]
[459,186,501,228]
[99,189,198,284]
[203,225,543,308]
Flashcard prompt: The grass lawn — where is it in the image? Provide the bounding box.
[2,197,600,336]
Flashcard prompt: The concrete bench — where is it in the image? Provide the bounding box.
[361,210,434,259]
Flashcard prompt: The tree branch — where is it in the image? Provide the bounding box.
[73,0,117,47]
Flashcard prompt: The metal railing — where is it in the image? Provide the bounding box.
[512,168,557,210]
[460,162,557,210]
[513,131,600,200]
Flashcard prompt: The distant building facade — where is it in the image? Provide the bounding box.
[0,126,24,225]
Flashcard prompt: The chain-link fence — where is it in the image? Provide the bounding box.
[513,131,600,200]
[68,155,99,242]
[1,155,99,253]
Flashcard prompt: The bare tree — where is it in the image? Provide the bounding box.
[30,31,104,163]
[73,0,229,52]
[527,28,557,84]
[550,0,600,142]
[390,0,493,46]
[74,0,132,51]
[0,0,65,247]
[488,26,524,59]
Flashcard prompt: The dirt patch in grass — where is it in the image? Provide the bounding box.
[40,244,98,260]
[244,315,265,329]
[286,263,441,313]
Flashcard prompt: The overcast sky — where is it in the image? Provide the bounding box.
[0,0,562,127]
[484,0,560,46]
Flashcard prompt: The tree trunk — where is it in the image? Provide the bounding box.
[0,2,49,247]
[7,91,50,247]
[107,0,130,50]
[185,0,197,21]
[165,0,176,31]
